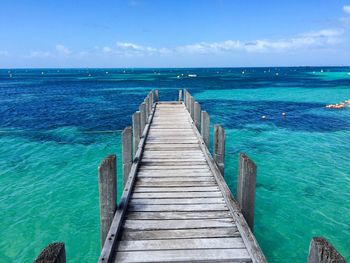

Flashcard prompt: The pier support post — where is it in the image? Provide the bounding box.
[132,111,141,156]
[139,102,146,134]
[184,90,188,108]
[98,154,116,248]
[214,124,225,175]
[34,242,66,263]
[155,89,159,102]
[186,91,191,112]
[201,111,210,148]
[194,102,201,130]
[178,89,183,101]
[237,153,256,231]
[190,96,195,120]
[149,91,154,111]
[145,97,149,122]
[122,127,132,188]
[308,237,345,263]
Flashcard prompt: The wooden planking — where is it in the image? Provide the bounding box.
[136,176,215,182]
[115,249,251,262]
[105,102,262,263]
[137,172,213,177]
[120,227,240,241]
[123,219,234,230]
[117,237,246,251]
[132,192,223,198]
[129,197,225,205]
[128,203,228,212]
[133,186,219,192]
[125,211,232,220]
[135,181,216,187]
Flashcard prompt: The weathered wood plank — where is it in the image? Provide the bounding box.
[138,166,210,170]
[137,176,215,182]
[120,227,240,241]
[137,171,212,177]
[132,192,223,198]
[128,203,228,212]
[123,219,234,230]
[133,186,219,192]
[115,248,251,262]
[135,181,216,187]
[125,211,232,220]
[117,237,246,251]
[141,161,207,166]
[129,197,224,205]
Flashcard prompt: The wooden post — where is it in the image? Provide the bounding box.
[139,102,146,134]
[34,242,66,263]
[122,127,132,188]
[132,111,141,156]
[149,91,154,111]
[145,97,149,122]
[98,154,116,248]
[184,90,188,108]
[178,89,183,101]
[187,93,191,112]
[155,90,159,102]
[201,111,210,148]
[194,101,201,130]
[237,153,256,231]
[214,124,225,175]
[190,96,195,120]
[308,237,345,263]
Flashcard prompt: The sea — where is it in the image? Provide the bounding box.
[0,67,349,262]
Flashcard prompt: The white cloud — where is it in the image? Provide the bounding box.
[173,29,343,54]
[29,51,52,58]
[244,29,343,52]
[343,5,350,14]
[102,46,112,53]
[177,41,241,54]
[55,44,71,55]
[116,42,157,55]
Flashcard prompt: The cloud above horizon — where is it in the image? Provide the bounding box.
[23,27,344,60]
[344,5,350,14]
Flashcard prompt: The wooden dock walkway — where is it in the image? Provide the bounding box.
[33,90,347,263]
[98,90,266,263]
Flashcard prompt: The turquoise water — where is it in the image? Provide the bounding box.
[0,68,349,262]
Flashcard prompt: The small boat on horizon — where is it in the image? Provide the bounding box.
[188,74,197,77]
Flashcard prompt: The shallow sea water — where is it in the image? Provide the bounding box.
[0,67,349,262]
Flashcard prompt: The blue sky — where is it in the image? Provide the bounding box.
[1,0,350,68]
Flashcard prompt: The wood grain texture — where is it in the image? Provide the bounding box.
[100,101,265,263]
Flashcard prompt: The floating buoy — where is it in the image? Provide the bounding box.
[282,112,286,116]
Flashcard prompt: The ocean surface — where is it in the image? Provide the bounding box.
[0,67,349,263]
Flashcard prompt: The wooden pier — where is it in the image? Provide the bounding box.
[34,90,347,263]
[98,90,266,263]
